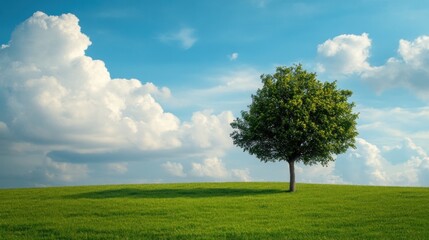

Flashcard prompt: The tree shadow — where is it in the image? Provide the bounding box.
[65,187,286,199]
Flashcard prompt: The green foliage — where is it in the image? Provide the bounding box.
[231,64,359,165]
[0,183,428,239]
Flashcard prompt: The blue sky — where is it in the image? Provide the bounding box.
[1,1,429,188]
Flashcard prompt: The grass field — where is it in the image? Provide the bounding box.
[0,182,428,239]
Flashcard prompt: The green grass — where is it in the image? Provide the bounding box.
[0,182,428,239]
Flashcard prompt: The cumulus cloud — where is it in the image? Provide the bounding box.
[45,157,88,182]
[317,34,429,100]
[398,36,429,68]
[0,11,232,154]
[335,138,429,186]
[231,168,252,182]
[160,27,197,49]
[192,157,229,178]
[191,157,252,181]
[293,136,429,186]
[364,36,429,98]
[181,110,234,151]
[349,138,389,185]
[162,161,186,177]
[317,33,371,75]
[0,11,182,152]
[0,12,233,186]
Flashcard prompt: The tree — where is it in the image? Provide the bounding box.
[230,64,358,192]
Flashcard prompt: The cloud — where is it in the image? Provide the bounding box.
[398,36,429,68]
[335,138,429,186]
[317,33,371,75]
[296,163,345,184]
[293,136,429,186]
[282,102,429,186]
[107,163,128,174]
[162,161,186,177]
[317,34,429,100]
[168,68,262,114]
[0,12,183,153]
[181,110,234,151]
[191,157,252,181]
[229,52,239,61]
[231,168,252,182]
[192,157,229,178]
[0,12,233,186]
[45,157,89,182]
[350,106,429,184]
[357,106,429,149]
[160,27,197,49]
[0,11,231,154]
[196,68,261,95]
[364,36,429,98]
[350,138,390,185]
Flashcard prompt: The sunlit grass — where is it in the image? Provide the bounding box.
[0,182,428,239]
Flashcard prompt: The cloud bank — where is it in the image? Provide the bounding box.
[334,138,429,186]
[0,12,235,187]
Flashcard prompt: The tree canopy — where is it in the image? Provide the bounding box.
[230,64,358,192]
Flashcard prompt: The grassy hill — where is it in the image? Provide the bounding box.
[0,182,428,239]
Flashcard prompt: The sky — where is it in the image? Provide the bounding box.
[1,0,429,188]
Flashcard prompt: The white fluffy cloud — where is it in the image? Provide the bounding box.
[342,138,390,185]
[231,168,252,182]
[0,12,182,152]
[332,106,429,186]
[398,36,429,68]
[45,157,89,182]
[191,157,252,181]
[317,34,429,100]
[162,161,186,177]
[0,12,233,186]
[364,36,429,98]
[181,111,234,150]
[317,33,371,75]
[292,136,429,186]
[314,33,429,187]
[335,138,429,186]
[160,27,197,49]
[285,105,429,186]
[192,157,229,178]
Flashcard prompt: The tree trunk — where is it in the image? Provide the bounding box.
[288,160,296,192]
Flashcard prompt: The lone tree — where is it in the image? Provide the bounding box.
[230,64,358,192]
